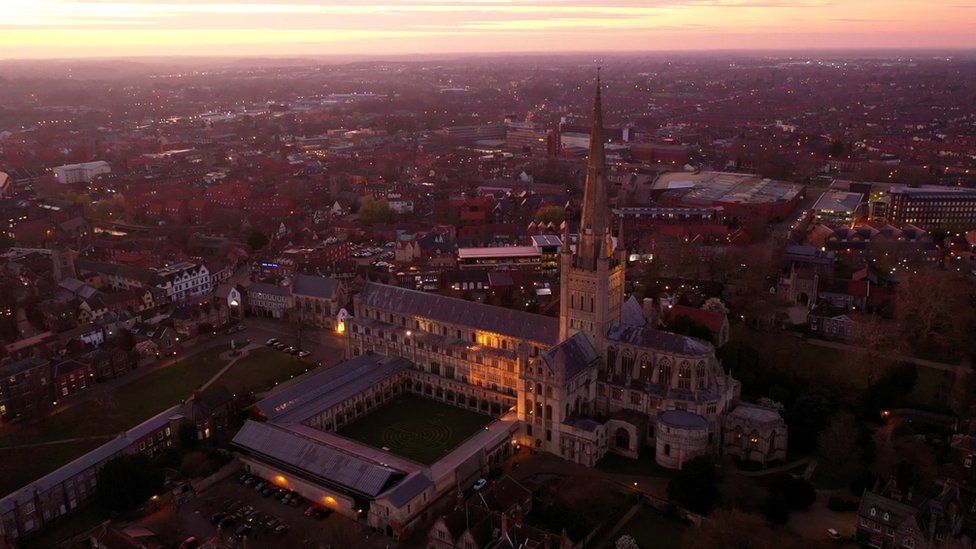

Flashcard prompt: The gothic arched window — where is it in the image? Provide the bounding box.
[621,350,635,379]
[658,358,672,387]
[678,362,691,390]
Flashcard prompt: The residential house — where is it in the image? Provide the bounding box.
[51,360,95,401]
[0,358,50,425]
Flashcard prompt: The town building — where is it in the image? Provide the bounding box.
[52,161,111,184]
[812,190,866,225]
[886,185,976,231]
[245,282,293,319]
[0,358,51,425]
[291,274,347,330]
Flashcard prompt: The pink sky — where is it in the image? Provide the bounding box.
[1,0,974,58]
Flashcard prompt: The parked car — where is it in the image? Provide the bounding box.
[298,350,311,357]
[178,536,198,549]
[240,505,255,516]
[473,478,488,491]
[253,481,266,492]
[266,338,279,346]
[210,512,228,525]
[243,476,257,486]
[234,525,252,540]
[273,524,290,536]
[218,516,238,529]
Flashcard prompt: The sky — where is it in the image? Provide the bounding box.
[0,0,974,59]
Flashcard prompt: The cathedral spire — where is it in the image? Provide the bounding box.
[576,69,613,270]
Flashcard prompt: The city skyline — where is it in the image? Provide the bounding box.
[2,0,976,59]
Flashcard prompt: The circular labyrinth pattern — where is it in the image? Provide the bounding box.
[381,419,452,451]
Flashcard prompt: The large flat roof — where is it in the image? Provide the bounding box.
[653,171,802,205]
[813,190,865,213]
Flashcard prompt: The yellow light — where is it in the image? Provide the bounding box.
[151,495,159,501]
[275,475,287,485]
[324,496,337,506]
[336,321,346,334]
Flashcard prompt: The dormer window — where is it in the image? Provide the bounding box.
[883,512,889,521]
[870,508,877,517]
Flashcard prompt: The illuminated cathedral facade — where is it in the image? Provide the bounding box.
[346,78,787,470]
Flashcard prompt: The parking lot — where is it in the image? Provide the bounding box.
[176,474,380,548]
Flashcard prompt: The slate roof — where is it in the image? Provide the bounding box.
[253,354,410,424]
[541,331,597,380]
[247,282,292,297]
[0,404,180,515]
[358,282,559,345]
[52,359,89,377]
[231,420,404,498]
[0,357,49,377]
[607,324,714,356]
[381,472,433,507]
[292,274,340,300]
[658,410,709,430]
[621,296,646,327]
[728,403,783,425]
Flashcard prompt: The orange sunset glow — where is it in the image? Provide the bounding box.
[1,0,974,58]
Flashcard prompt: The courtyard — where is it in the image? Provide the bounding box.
[337,393,494,465]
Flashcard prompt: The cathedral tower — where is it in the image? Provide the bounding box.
[559,72,627,351]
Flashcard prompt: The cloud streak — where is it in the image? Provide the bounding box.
[0,0,972,57]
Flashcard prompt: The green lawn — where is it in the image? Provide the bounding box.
[337,393,493,465]
[907,366,956,411]
[727,325,855,389]
[0,345,229,495]
[596,449,678,479]
[617,506,689,549]
[215,348,312,395]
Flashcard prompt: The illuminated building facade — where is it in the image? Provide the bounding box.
[347,78,786,471]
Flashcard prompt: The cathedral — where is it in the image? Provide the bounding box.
[347,77,787,470]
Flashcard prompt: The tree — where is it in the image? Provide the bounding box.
[817,412,864,486]
[358,195,392,225]
[96,454,165,512]
[616,535,640,549]
[894,270,975,358]
[667,456,719,514]
[247,229,269,250]
[178,422,199,451]
[534,205,566,225]
[766,474,816,516]
[115,328,136,352]
[826,140,845,158]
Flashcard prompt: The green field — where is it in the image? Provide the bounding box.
[617,506,689,549]
[337,393,493,464]
[215,347,312,395]
[0,345,230,495]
